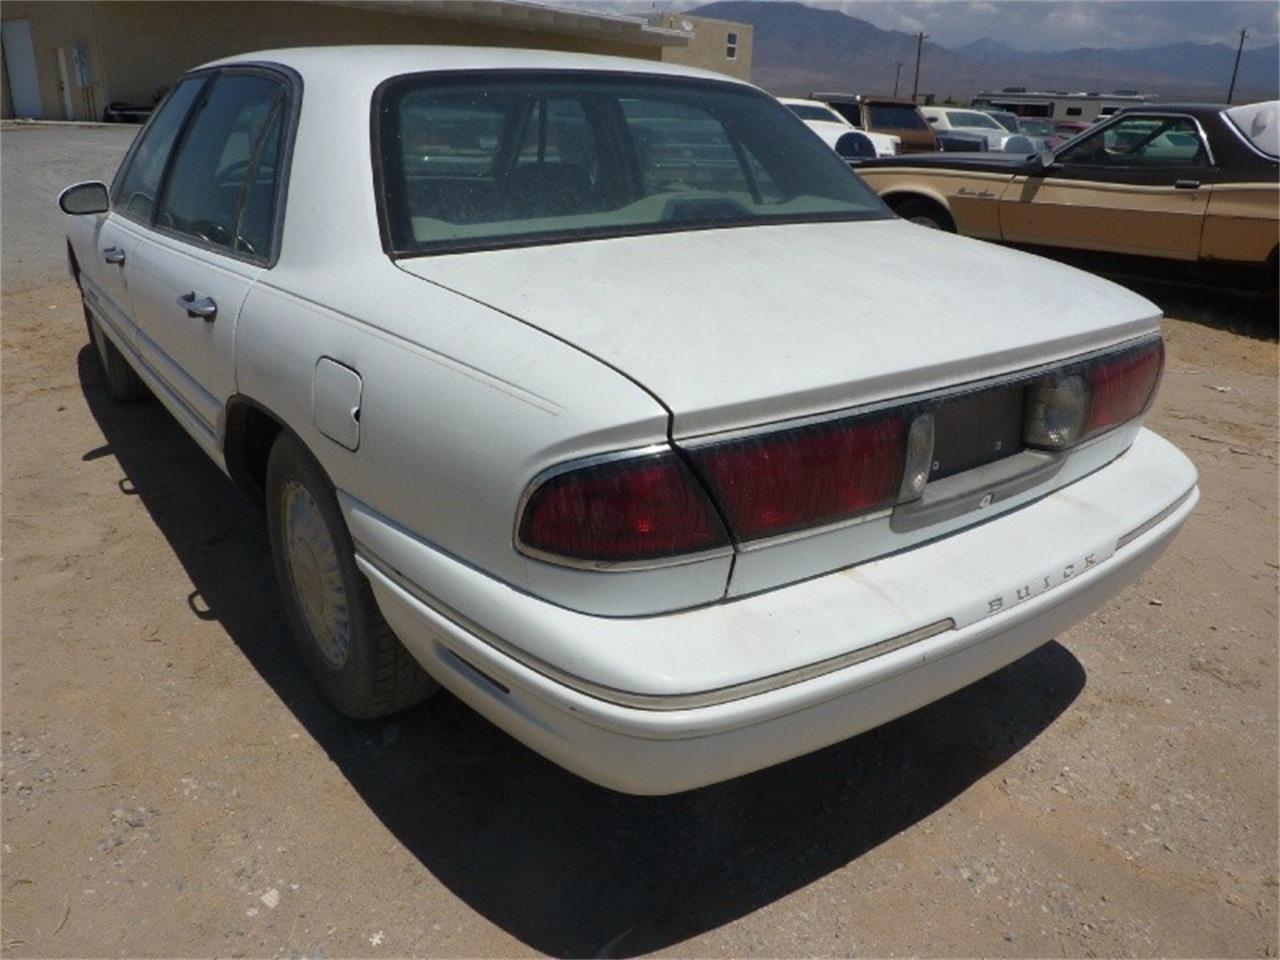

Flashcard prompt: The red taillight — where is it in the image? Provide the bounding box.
[518,450,729,563]
[1084,339,1164,436]
[520,338,1161,567]
[687,413,907,541]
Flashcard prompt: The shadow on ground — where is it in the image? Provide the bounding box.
[79,347,1085,957]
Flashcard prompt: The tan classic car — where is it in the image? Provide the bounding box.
[857,102,1279,292]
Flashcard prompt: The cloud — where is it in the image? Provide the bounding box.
[826,1,1278,51]
[555,0,1279,51]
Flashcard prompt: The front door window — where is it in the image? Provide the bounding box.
[1057,116,1210,168]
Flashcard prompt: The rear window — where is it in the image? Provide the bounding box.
[865,104,927,130]
[376,72,889,255]
[1225,101,1279,159]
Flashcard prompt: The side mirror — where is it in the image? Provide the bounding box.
[1031,149,1057,174]
[58,181,109,215]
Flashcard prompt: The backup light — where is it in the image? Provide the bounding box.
[1024,374,1089,449]
[1025,338,1163,450]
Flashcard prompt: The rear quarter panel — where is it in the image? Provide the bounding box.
[1201,182,1280,264]
[235,263,733,617]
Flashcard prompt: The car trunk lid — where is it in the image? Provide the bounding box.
[395,218,1160,440]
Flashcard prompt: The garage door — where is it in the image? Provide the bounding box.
[2,18,42,119]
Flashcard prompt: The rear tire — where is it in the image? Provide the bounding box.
[893,198,956,232]
[87,304,148,402]
[265,432,437,719]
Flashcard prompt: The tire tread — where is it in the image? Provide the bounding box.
[266,432,437,719]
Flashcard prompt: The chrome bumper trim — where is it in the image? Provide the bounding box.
[355,543,954,712]
[1117,488,1195,550]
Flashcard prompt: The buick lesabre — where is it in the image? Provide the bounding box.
[59,47,1198,794]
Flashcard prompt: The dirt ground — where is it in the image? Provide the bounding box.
[1,124,1277,958]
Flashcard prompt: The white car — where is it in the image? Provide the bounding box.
[60,47,1197,795]
[779,97,900,156]
[921,106,1018,150]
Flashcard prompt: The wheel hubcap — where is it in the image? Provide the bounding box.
[282,481,350,668]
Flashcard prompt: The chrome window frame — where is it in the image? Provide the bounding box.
[1052,110,1218,168]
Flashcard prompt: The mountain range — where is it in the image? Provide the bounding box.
[689,1,1279,103]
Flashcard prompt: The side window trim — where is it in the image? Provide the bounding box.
[151,70,220,229]
[231,91,286,254]
[110,74,211,222]
[139,62,302,269]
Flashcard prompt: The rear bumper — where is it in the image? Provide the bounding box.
[351,428,1197,794]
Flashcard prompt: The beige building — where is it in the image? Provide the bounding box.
[649,12,753,83]
[1,1,753,122]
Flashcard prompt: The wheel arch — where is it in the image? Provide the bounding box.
[880,187,954,220]
[223,395,292,508]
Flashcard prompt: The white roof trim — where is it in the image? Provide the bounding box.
[326,0,691,47]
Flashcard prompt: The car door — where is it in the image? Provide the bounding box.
[82,77,207,351]
[127,69,290,450]
[998,113,1214,260]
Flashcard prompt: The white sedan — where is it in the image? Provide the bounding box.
[60,47,1197,795]
[779,97,901,156]
[921,105,1019,149]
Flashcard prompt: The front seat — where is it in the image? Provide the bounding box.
[507,162,596,218]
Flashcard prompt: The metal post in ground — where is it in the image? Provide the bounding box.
[1227,28,1247,104]
[911,32,926,102]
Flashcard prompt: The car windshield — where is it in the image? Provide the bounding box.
[377,73,889,256]
[786,103,843,123]
[948,110,1002,130]
[865,103,927,130]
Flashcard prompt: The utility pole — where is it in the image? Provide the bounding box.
[893,61,904,97]
[911,31,927,103]
[1227,27,1247,104]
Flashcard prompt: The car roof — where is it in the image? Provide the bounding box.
[779,97,838,109]
[203,44,748,87]
[1115,103,1232,119]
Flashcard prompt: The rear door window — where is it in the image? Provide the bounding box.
[156,72,287,258]
[111,78,205,223]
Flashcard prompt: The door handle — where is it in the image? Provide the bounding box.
[1174,179,1201,190]
[102,246,126,265]
[177,292,217,321]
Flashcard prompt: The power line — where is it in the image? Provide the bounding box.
[911,32,931,104]
[1227,27,1247,104]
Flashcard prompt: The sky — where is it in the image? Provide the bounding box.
[562,0,1280,51]
[828,1,1279,51]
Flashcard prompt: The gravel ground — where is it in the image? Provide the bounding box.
[2,122,1277,958]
